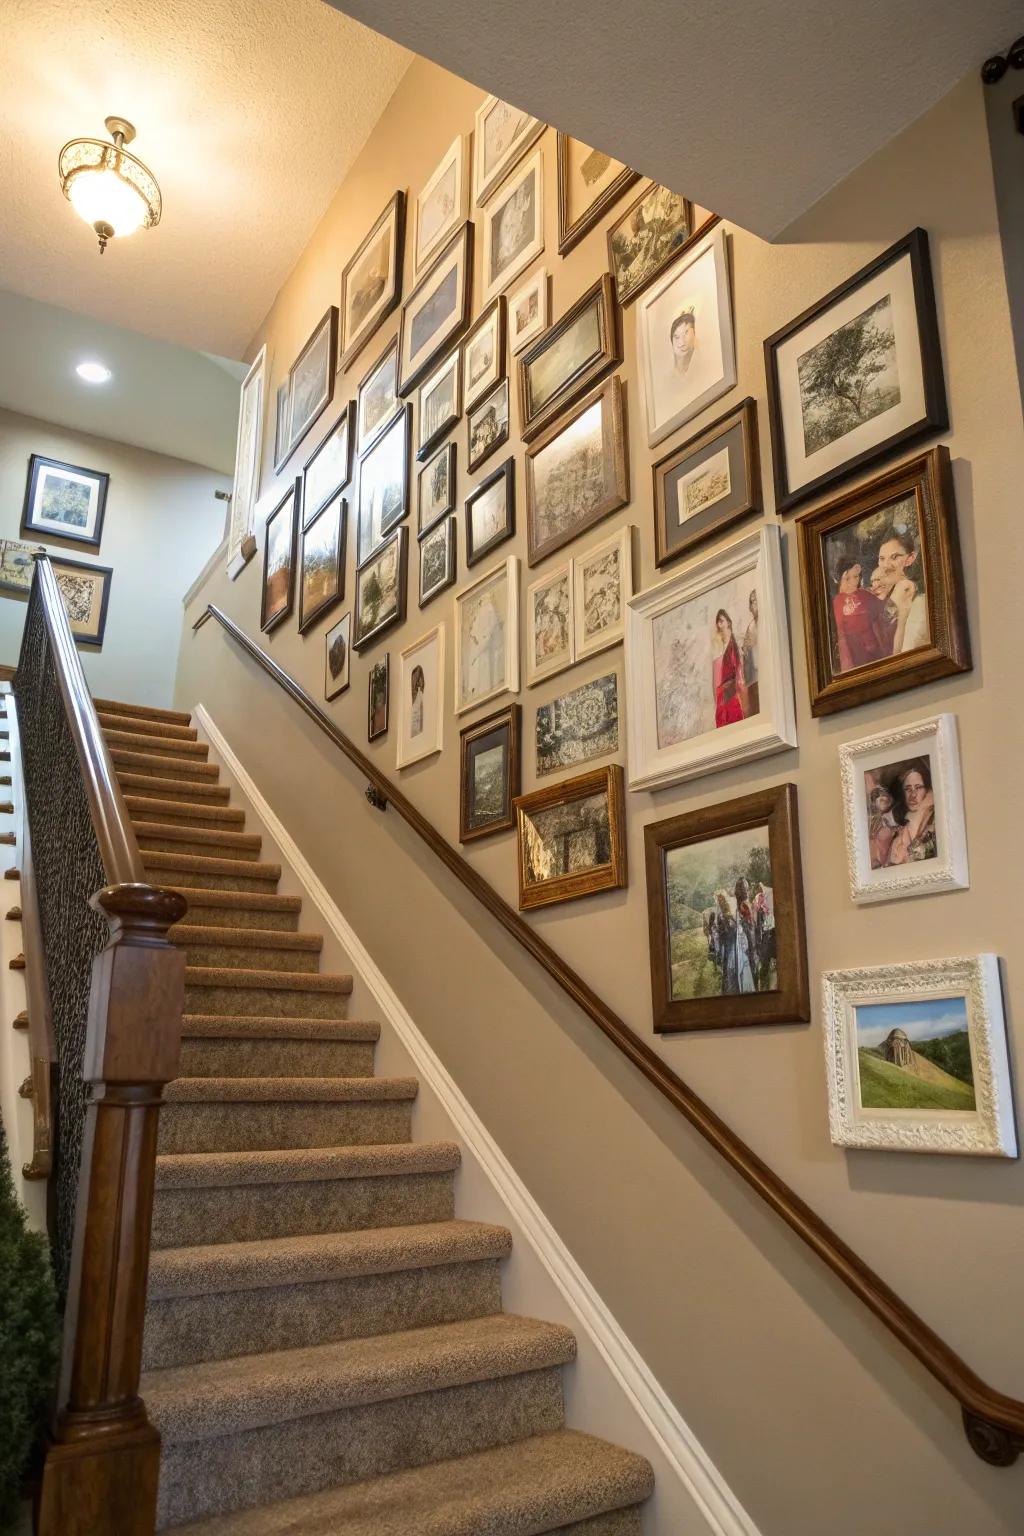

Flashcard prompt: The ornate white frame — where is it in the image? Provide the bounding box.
[454,555,520,715]
[822,956,1016,1157]
[482,148,545,305]
[227,343,268,577]
[396,624,445,768]
[414,135,468,281]
[572,524,633,663]
[625,525,796,790]
[839,713,968,905]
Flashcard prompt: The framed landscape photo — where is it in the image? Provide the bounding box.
[536,672,619,777]
[227,344,267,574]
[50,556,113,646]
[796,446,970,717]
[356,406,410,566]
[353,525,407,651]
[324,611,351,701]
[414,136,468,280]
[822,955,1016,1157]
[518,273,621,443]
[514,764,627,911]
[261,479,300,634]
[339,192,405,371]
[465,456,515,567]
[509,267,549,356]
[399,223,474,396]
[653,397,761,567]
[481,148,544,305]
[572,524,633,662]
[298,493,345,634]
[463,297,506,412]
[467,378,510,472]
[557,134,638,256]
[525,374,628,566]
[644,783,809,1033]
[455,555,520,714]
[608,183,708,308]
[416,348,462,461]
[303,403,353,527]
[626,525,796,790]
[287,307,338,455]
[460,703,521,842]
[526,562,574,685]
[839,713,968,905]
[356,338,401,457]
[23,453,108,550]
[368,654,390,740]
[765,228,948,514]
[396,624,445,768]
[417,441,456,535]
[473,94,545,206]
[418,514,456,606]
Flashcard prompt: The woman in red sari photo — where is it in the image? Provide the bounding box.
[712,608,748,728]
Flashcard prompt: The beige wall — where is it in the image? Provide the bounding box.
[176,57,1024,1535]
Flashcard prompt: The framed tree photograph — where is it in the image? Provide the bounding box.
[302,403,353,527]
[418,514,456,606]
[467,378,510,473]
[463,297,507,412]
[644,783,809,1033]
[481,148,544,305]
[50,556,113,646]
[226,343,267,575]
[796,446,970,717]
[526,561,573,685]
[399,223,474,396]
[607,183,711,308]
[653,398,761,567]
[324,611,351,701]
[508,267,549,356]
[454,555,520,714]
[465,457,515,567]
[23,453,108,550]
[298,493,346,634]
[368,654,390,740]
[356,406,411,567]
[396,624,445,768]
[261,479,300,634]
[572,524,633,662]
[414,136,468,280]
[286,307,338,455]
[473,94,545,206]
[417,442,456,535]
[514,764,627,911]
[536,672,619,777]
[556,134,638,256]
[459,703,521,842]
[356,337,402,457]
[518,274,621,443]
[353,525,407,651]
[339,192,405,371]
[416,348,462,462]
[525,374,628,566]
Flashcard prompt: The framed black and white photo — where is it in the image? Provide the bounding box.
[455,555,520,714]
[463,297,506,412]
[286,307,338,455]
[397,624,445,768]
[653,398,761,566]
[473,94,545,206]
[356,406,410,567]
[50,555,113,646]
[508,267,549,355]
[302,403,353,527]
[324,611,351,701]
[354,525,407,651]
[572,524,633,662]
[339,192,405,371]
[227,344,267,574]
[465,457,515,567]
[460,704,521,842]
[467,378,510,473]
[368,654,390,740]
[416,348,462,461]
[417,441,456,535]
[414,137,468,280]
[518,273,621,443]
[525,375,628,566]
[418,514,456,606]
[482,148,544,305]
[356,338,401,457]
[261,479,300,634]
[526,562,574,685]
[399,223,473,396]
[557,134,638,256]
[536,673,619,777]
[298,493,346,634]
[23,453,108,550]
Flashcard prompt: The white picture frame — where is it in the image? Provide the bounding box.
[635,223,736,449]
[572,525,633,663]
[509,266,549,355]
[454,555,520,714]
[839,714,968,905]
[397,624,445,767]
[822,956,1016,1157]
[414,136,468,281]
[481,148,544,305]
[473,94,545,206]
[227,343,268,576]
[526,562,574,685]
[625,525,796,790]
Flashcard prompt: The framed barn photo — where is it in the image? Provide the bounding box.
[23,453,109,550]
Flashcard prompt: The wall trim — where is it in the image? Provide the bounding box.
[181,534,230,609]
[195,702,762,1536]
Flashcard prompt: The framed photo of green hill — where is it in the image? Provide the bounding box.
[822,956,1016,1156]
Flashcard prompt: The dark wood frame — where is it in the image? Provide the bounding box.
[302,402,353,527]
[418,514,456,606]
[556,133,639,256]
[356,336,402,457]
[367,653,390,739]
[607,182,717,308]
[260,479,300,634]
[467,377,510,473]
[764,227,948,514]
[353,525,408,651]
[399,222,474,397]
[23,453,109,550]
[462,296,507,412]
[416,347,462,462]
[417,441,456,535]
[514,763,627,911]
[644,782,809,1033]
[339,191,406,371]
[298,495,346,634]
[653,396,761,567]
[324,610,351,700]
[796,444,970,717]
[518,273,621,443]
[286,306,338,457]
[526,374,628,566]
[466,456,515,568]
[356,405,411,568]
[49,555,113,647]
[459,703,522,842]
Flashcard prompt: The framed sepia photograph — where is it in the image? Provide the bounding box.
[460,703,521,842]
[467,378,510,473]
[822,955,1016,1157]
[473,94,545,206]
[324,610,351,700]
[356,406,411,567]
[518,273,621,443]
[644,783,809,1033]
[302,403,353,527]
[454,554,520,714]
[0,538,44,596]
[356,337,402,458]
[261,479,300,634]
[514,764,627,911]
[525,374,628,566]
[397,624,445,768]
[526,561,573,685]
[572,524,633,662]
[23,453,109,550]
[417,441,456,535]
[298,493,346,634]
[399,223,474,396]
[287,307,338,455]
[608,184,715,308]
[653,397,761,567]
[367,653,390,740]
[354,525,407,651]
[482,148,544,305]
[339,192,405,371]
[557,134,638,256]
[509,267,549,356]
[636,224,736,449]
[765,228,948,514]
[227,344,267,574]
[418,514,456,606]
[50,555,113,646]
[463,297,506,412]
[626,525,796,790]
[465,456,515,567]
[796,446,969,717]
[414,136,468,280]
[536,672,619,777]
[416,348,462,461]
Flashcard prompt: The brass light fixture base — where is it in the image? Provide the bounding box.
[103,116,136,147]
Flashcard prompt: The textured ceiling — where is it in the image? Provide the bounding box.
[329,0,1018,237]
[0,0,410,357]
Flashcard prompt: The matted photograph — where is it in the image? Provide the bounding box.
[324,610,351,700]
[607,183,706,307]
[526,562,573,685]
[303,404,352,527]
[455,554,520,714]
[287,307,337,455]
[23,453,108,549]
[654,398,761,566]
[298,493,345,634]
[518,273,621,443]
[460,703,521,842]
[463,297,506,412]
[509,267,549,355]
[354,525,407,651]
[227,344,266,574]
[414,136,468,280]
[416,348,462,461]
[356,406,410,566]
[536,672,619,777]
[50,555,113,646]
[418,514,456,606]
[368,654,390,740]
[473,94,545,205]
[557,134,638,256]
[356,338,401,457]
[482,148,544,304]
[417,441,456,535]
[822,955,1016,1156]
[572,524,632,662]
[397,624,445,768]
[465,456,515,567]
[644,783,809,1032]
[467,378,510,472]
[525,375,628,566]
[339,192,405,370]
[514,764,627,911]
[261,479,299,634]
[399,223,473,396]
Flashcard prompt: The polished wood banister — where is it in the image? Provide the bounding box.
[195,599,1024,1467]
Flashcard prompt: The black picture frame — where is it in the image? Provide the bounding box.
[286,307,338,458]
[22,454,109,550]
[398,222,474,397]
[353,525,408,651]
[261,479,300,634]
[417,441,457,536]
[49,554,113,646]
[298,494,346,635]
[653,397,762,567]
[302,403,353,528]
[368,654,390,740]
[356,405,411,568]
[418,514,457,606]
[416,348,462,462]
[465,457,515,567]
[340,192,406,373]
[467,378,510,473]
[459,703,522,842]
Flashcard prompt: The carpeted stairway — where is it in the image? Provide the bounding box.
[96,697,655,1534]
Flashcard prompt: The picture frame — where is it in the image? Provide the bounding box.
[339,192,405,371]
[626,525,796,790]
[508,267,549,356]
[23,453,109,550]
[298,493,346,634]
[356,405,411,567]
[644,783,809,1033]
[526,561,574,685]
[273,381,290,472]
[324,611,351,701]
[518,273,621,443]
[514,764,627,911]
[653,397,761,567]
[525,374,628,566]
[838,713,968,905]
[416,348,462,462]
[572,524,633,662]
[367,654,390,740]
[356,337,402,458]
[260,479,300,634]
[481,147,544,305]
[460,704,522,842]
[396,624,445,768]
[764,227,948,515]
[463,297,507,412]
[608,184,715,309]
[473,94,545,206]
[414,136,468,280]
[556,134,638,256]
[535,672,619,777]
[49,555,113,646]
[226,343,267,575]
[454,554,520,714]
[0,539,44,596]
[353,525,407,652]
[795,445,970,717]
[286,307,338,455]
[302,402,353,527]
[399,223,474,396]
[635,223,736,449]
[465,456,515,567]
[418,514,456,606]
[417,441,456,535]
[822,955,1016,1157]
[467,378,510,473]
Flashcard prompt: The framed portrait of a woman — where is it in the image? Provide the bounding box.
[396,625,445,768]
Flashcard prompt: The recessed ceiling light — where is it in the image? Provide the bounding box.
[76,361,112,384]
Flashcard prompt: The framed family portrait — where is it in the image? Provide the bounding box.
[324,611,351,701]
[557,134,638,256]
[465,457,515,567]
[526,562,574,685]
[626,525,796,790]
[764,227,948,514]
[463,297,506,411]
[50,556,113,646]
[572,524,633,661]
[298,493,345,634]
[354,525,407,651]
[525,374,628,566]
[514,764,627,911]
[339,192,405,371]
[368,654,389,740]
[23,453,108,550]
[417,441,456,534]
[473,94,545,206]
[418,514,456,606]
[286,307,338,455]
[536,672,619,777]
[399,223,474,396]
[356,406,411,566]
[519,273,621,443]
[261,479,299,634]
[509,267,549,355]
[796,446,970,716]
[227,344,266,574]
[302,403,352,527]
[653,398,761,567]
[636,224,736,448]
[454,555,520,714]
[467,378,510,472]
[608,184,709,308]
[839,713,968,905]
[414,136,468,280]
[644,783,809,1033]
[397,625,445,768]
[822,955,1016,1157]
[356,338,401,457]
[482,148,544,305]
[416,348,462,461]
[459,703,521,842]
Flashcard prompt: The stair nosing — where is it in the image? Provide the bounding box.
[162,1075,416,1104]
[180,1015,378,1039]
[183,966,350,992]
[173,926,322,951]
[154,1141,461,1189]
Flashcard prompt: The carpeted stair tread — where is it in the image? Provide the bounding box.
[111,746,220,779]
[167,1428,652,1536]
[93,695,193,725]
[135,823,262,855]
[171,887,302,915]
[173,927,322,954]
[118,771,231,804]
[184,966,350,994]
[146,851,281,882]
[163,1075,415,1104]
[98,711,198,742]
[181,1016,378,1042]
[154,1141,460,1189]
[148,1219,512,1299]
[103,727,210,759]
[144,1314,576,1444]
[125,794,246,827]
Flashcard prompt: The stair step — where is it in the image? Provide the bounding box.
[93,696,193,726]
[135,823,263,861]
[124,796,245,830]
[183,966,352,1020]
[103,727,210,760]
[168,1429,653,1536]
[111,747,219,781]
[98,711,198,742]
[165,887,301,932]
[158,1076,415,1154]
[118,772,230,805]
[179,1013,375,1075]
[144,851,280,893]
[173,925,322,976]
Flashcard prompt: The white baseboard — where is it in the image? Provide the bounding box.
[195,702,761,1536]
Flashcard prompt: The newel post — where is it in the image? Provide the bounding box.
[37,883,188,1536]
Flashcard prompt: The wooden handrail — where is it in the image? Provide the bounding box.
[195,600,1024,1467]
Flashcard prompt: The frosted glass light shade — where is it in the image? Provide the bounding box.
[68,166,147,237]
[58,128,162,251]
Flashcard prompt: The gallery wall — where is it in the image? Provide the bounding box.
[175,56,1024,1536]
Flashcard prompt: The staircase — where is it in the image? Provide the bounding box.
[96,697,655,1534]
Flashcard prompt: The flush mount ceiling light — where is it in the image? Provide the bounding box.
[75,361,112,384]
[58,116,162,255]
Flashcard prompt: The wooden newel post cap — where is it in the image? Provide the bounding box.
[91,883,188,939]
